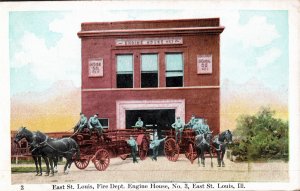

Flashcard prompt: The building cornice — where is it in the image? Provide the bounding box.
[78,26,225,38]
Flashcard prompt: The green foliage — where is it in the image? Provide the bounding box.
[231,106,288,161]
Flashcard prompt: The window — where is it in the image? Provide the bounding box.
[165,53,183,87]
[98,118,109,129]
[141,54,158,88]
[116,55,133,88]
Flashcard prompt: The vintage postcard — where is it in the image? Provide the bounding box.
[0,0,300,191]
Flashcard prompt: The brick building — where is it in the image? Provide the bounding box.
[78,18,224,133]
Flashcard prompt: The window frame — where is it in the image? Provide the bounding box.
[165,52,184,87]
[140,53,159,88]
[116,54,134,88]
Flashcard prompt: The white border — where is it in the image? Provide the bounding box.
[0,0,299,190]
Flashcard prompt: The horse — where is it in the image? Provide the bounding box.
[212,129,233,167]
[14,127,58,176]
[32,130,80,176]
[195,132,213,167]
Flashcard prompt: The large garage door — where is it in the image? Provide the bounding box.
[125,109,175,130]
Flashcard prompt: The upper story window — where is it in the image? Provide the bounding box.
[165,53,183,87]
[116,55,133,88]
[141,54,158,88]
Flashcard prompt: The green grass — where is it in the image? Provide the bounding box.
[11,159,65,165]
[11,167,48,173]
[11,159,35,164]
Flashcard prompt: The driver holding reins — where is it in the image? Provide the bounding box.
[88,113,103,137]
[74,112,89,134]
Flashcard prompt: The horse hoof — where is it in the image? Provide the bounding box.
[218,165,221,167]
[54,170,58,173]
[38,173,42,176]
[49,174,54,177]
[44,173,49,176]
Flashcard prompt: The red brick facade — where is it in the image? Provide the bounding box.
[78,18,224,133]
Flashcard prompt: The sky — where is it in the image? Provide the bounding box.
[9,9,288,96]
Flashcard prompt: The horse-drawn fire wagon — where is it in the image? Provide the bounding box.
[163,128,198,164]
[71,128,152,171]
[162,118,219,164]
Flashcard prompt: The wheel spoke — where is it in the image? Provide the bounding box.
[164,138,179,162]
[93,149,110,171]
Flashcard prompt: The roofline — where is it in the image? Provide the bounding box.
[78,26,225,38]
[80,17,221,26]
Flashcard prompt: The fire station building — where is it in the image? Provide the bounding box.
[78,18,224,133]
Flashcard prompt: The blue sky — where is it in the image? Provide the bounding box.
[9,9,288,95]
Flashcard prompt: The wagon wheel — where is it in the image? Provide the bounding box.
[93,149,110,171]
[74,158,90,170]
[185,143,198,164]
[139,138,149,160]
[119,154,128,160]
[164,138,180,162]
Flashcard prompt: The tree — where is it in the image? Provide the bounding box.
[231,106,288,161]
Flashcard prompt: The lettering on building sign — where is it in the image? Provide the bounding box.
[115,37,183,46]
[197,54,212,74]
[89,58,103,77]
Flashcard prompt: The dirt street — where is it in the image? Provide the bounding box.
[11,155,288,184]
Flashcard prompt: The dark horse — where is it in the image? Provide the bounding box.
[212,130,233,167]
[32,130,80,176]
[195,132,213,167]
[14,127,58,176]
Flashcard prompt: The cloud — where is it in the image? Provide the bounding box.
[10,10,283,91]
[10,10,144,88]
[237,16,280,48]
[220,14,283,87]
[224,16,280,48]
[14,31,80,84]
[256,47,282,69]
[11,28,81,86]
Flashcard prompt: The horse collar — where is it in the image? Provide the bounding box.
[39,135,49,146]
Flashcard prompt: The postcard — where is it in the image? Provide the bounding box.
[0,0,299,191]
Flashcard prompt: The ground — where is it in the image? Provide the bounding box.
[11,155,288,184]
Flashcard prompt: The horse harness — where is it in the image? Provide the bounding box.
[195,133,211,147]
[33,136,76,155]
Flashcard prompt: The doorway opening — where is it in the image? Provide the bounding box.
[125,109,175,132]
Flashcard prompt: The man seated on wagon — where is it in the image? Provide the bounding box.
[74,112,89,134]
[150,135,167,161]
[171,116,185,143]
[134,117,144,129]
[127,136,138,163]
[88,113,103,137]
[191,119,202,135]
[199,119,211,139]
[186,114,197,128]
